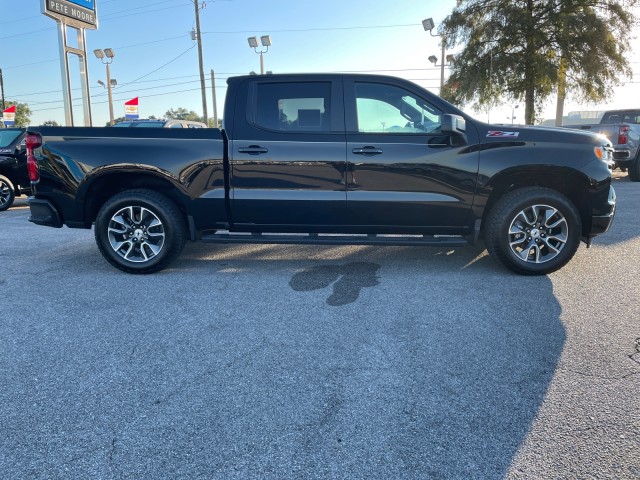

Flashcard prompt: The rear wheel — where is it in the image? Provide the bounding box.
[94,189,186,274]
[484,187,582,275]
[0,175,16,212]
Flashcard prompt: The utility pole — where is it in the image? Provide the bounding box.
[210,69,218,128]
[194,0,208,123]
[0,68,6,111]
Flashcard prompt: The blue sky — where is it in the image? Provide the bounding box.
[0,0,638,126]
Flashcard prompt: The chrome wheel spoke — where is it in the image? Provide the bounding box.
[509,203,568,264]
[107,205,165,263]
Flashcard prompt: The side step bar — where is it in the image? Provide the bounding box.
[200,231,468,247]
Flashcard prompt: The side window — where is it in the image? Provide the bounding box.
[255,82,331,132]
[169,123,183,128]
[355,83,441,134]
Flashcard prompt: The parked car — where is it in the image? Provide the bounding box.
[0,128,29,211]
[564,109,640,180]
[25,73,616,275]
[112,119,207,129]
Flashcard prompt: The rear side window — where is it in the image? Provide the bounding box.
[254,82,331,132]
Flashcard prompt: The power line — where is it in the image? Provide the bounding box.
[201,23,420,35]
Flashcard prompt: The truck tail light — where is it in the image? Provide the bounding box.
[618,125,629,145]
[25,133,42,183]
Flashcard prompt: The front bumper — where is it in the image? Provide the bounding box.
[27,197,63,228]
[590,185,616,236]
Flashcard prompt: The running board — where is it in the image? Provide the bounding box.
[200,231,468,247]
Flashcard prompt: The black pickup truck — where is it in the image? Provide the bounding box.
[25,73,616,275]
[0,128,29,211]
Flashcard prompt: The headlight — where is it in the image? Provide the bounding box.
[594,145,614,168]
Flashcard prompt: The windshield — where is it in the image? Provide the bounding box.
[132,122,166,128]
[0,129,22,148]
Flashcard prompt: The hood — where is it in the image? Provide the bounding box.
[479,123,610,146]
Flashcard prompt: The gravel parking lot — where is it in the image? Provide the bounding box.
[1,173,639,479]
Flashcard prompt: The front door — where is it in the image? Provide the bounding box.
[344,80,478,233]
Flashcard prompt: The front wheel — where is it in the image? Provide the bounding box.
[0,175,16,212]
[95,189,187,274]
[484,188,582,275]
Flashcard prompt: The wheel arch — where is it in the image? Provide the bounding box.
[481,166,592,236]
[80,170,190,227]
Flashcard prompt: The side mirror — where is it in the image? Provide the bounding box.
[441,114,467,145]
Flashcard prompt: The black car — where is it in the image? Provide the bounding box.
[0,129,29,211]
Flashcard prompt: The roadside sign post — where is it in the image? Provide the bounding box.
[42,0,98,127]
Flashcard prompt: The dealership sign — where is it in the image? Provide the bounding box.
[2,106,16,126]
[125,97,139,119]
[42,0,98,29]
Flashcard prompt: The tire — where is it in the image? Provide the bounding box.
[0,175,16,212]
[484,187,582,275]
[94,189,187,274]
[627,151,640,182]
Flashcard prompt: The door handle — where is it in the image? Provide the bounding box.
[238,145,269,155]
[352,146,383,155]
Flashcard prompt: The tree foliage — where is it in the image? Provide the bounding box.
[41,120,60,127]
[441,0,638,124]
[165,108,204,122]
[2,100,31,127]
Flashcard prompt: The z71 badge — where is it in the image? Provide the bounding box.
[487,131,520,138]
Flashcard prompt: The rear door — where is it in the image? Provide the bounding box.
[344,79,478,232]
[229,77,347,228]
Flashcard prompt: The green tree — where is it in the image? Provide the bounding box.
[41,120,60,126]
[441,0,638,124]
[165,108,205,123]
[2,100,31,127]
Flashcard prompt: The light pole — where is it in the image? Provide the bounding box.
[192,0,208,124]
[248,35,271,75]
[510,104,519,124]
[0,68,5,111]
[94,48,116,125]
[422,17,446,92]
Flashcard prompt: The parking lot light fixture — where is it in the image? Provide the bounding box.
[248,35,271,74]
[422,17,447,92]
[94,48,116,125]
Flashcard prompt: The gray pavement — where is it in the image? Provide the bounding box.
[1,175,638,479]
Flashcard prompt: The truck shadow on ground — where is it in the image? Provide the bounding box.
[3,223,566,478]
[166,243,565,478]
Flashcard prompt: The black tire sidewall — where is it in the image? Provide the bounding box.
[0,175,16,212]
[95,190,185,273]
[628,151,640,182]
[487,189,581,275]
